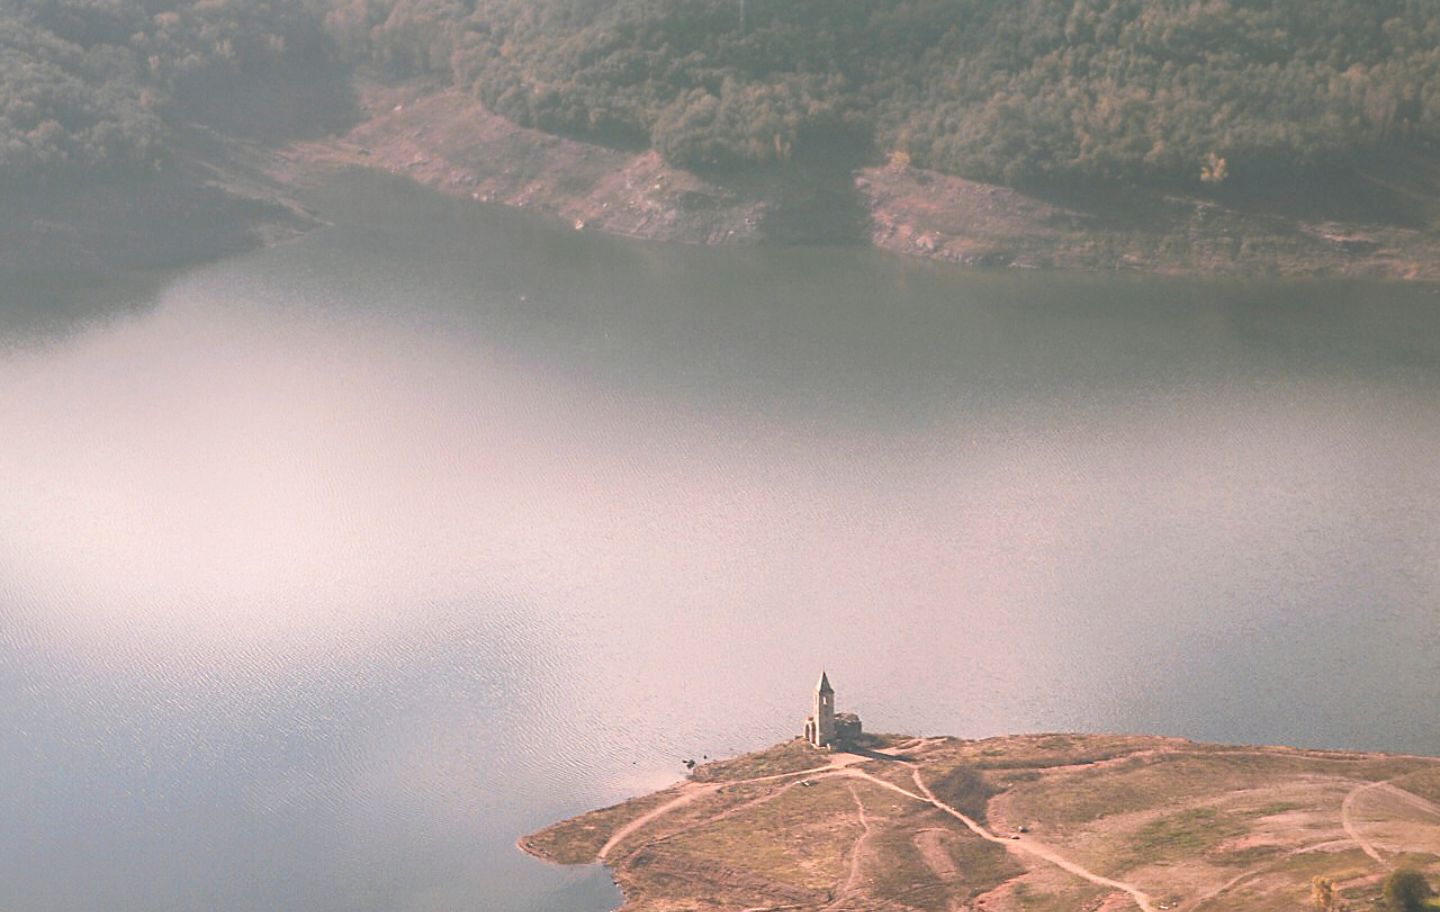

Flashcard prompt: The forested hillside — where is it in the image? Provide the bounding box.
[329,0,1440,187]
[8,0,1440,202]
[0,0,328,187]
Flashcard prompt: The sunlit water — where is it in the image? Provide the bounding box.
[3,173,1440,912]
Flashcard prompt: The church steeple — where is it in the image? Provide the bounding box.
[809,670,836,747]
[802,671,862,749]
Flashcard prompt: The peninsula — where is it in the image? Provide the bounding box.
[522,675,1440,912]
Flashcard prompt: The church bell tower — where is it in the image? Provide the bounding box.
[810,671,836,747]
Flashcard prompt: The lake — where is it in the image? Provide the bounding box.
[3,172,1439,912]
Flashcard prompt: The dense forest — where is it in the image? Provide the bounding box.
[7,0,1440,192]
[330,0,1440,187]
[0,0,327,187]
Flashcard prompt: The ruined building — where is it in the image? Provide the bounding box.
[803,671,861,748]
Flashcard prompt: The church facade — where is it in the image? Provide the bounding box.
[803,671,862,748]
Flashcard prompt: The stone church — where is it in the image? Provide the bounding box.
[803,671,862,748]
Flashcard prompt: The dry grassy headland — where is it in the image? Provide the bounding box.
[522,733,1440,912]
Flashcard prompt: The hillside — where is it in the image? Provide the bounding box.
[0,0,339,272]
[333,0,1440,189]
[13,0,1440,277]
[275,75,1440,280]
[522,733,1440,912]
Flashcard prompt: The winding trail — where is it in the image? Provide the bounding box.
[597,759,855,860]
[840,784,872,896]
[1176,778,1440,909]
[589,743,1440,912]
[843,767,1160,912]
[1372,781,1440,819]
[597,748,1161,911]
[1340,779,1440,868]
[597,782,725,861]
[1342,780,1394,866]
[1187,838,1366,910]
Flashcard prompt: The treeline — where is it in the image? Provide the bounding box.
[0,0,328,187]
[10,0,1440,192]
[329,0,1440,187]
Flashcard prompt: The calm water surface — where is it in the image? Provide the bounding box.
[3,174,1440,912]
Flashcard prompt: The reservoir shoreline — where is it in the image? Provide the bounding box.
[16,74,1440,283]
[272,78,1440,283]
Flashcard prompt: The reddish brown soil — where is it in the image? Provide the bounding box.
[278,80,765,247]
[273,77,1440,281]
[859,162,1440,279]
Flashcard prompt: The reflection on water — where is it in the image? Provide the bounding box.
[2,173,1439,912]
[0,270,171,348]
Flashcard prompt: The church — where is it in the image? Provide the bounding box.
[802,671,862,748]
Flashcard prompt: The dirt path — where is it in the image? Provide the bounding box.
[597,783,726,861]
[840,784,873,896]
[1373,782,1440,819]
[1343,780,1396,866]
[601,747,1439,904]
[1193,779,1440,909]
[640,773,827,859]
[597,756,866,861]
[910,768,1159,912]
[598,747,1161,911]
[1186,838,1350,911]
[1189,866,1264,910]
[1340,779,1440,868]
[837,767,1160,912]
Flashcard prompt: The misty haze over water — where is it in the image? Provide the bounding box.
[3,175,1440,912]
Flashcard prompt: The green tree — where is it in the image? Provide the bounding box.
[1383,868,1435,912]
[342,0,1440,188]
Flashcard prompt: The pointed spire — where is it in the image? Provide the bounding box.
[816,671,833,694]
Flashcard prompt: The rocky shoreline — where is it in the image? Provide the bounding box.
[271,80,770,248]
[268,77,1440,282]
[15,74,1440,282]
